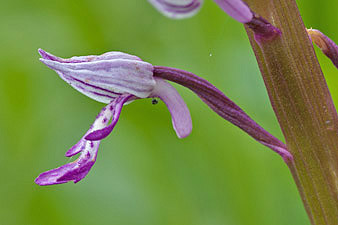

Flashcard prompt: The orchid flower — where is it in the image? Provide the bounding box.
[35,49,291,186]
[148,0,253,23]
[35,49,192,185]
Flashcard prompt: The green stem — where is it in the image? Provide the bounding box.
[244,0,338,224]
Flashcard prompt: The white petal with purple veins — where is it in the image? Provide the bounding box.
[39,49,155,103]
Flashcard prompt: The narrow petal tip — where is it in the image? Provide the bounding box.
[38,48,47,58]
[39,48,62,61]
[64,140,84,157]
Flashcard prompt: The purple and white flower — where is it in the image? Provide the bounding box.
[35,49,192,185]
[148,0,253,23]
[35,46,292,186]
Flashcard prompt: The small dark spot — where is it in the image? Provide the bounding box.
[152,99,158,105]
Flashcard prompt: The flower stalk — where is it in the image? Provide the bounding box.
[244,0,338,224]
[153,66,292,161]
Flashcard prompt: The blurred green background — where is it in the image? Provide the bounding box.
[0,0,337,224]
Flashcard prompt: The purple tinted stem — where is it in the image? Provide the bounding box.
[153,66,292,162]
[246,15,281,43]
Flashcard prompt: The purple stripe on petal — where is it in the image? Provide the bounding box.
[68,79,118,103]
[38,48,142,63]
[150,78,192,138]
[148,0,203,19]
[35,163,77,185]
[85,95,133,141]
[71,77,121,96]
[40,57,155,100]
[65,139,85,157]
[35,140,99,185]
[39,49,156,102]
[213,0,253,23]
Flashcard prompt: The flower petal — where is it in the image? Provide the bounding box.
[38,48,142,63]
[39,49,156,103]
[85,95,133,141]
[65,139,85,157]
[35,141,99,185]
[151,78,192,138]
[213,0,253,23]
[35,97,127,186]
[148,0,203,19]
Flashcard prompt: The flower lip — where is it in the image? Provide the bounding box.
[35,96,130,186]
[35,158,96,185]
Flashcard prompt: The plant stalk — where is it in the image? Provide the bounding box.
[244,0,338,224]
